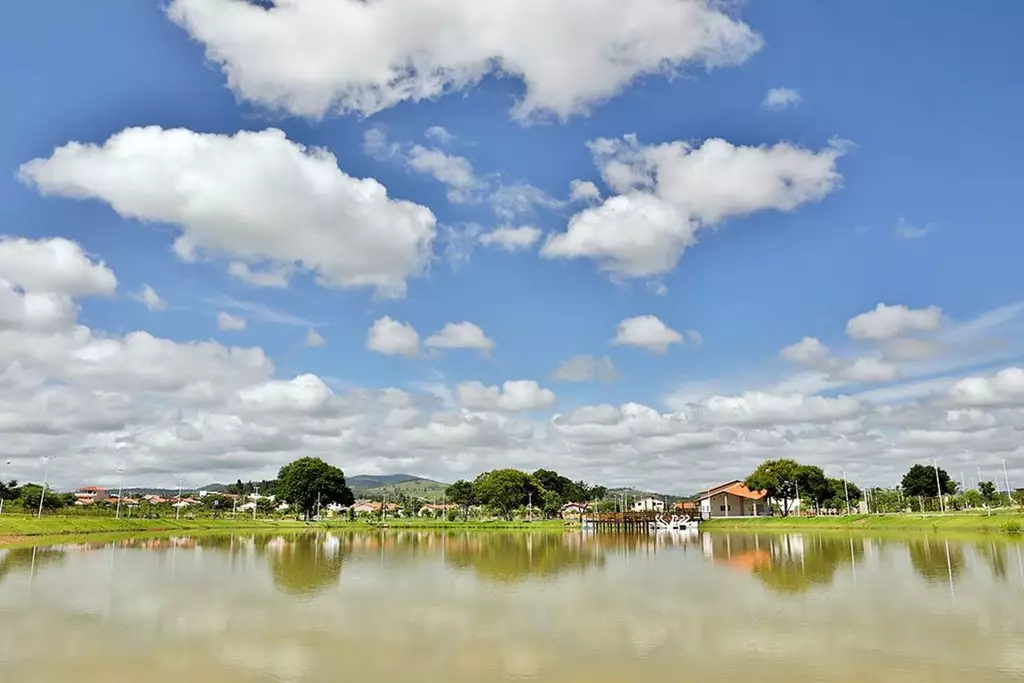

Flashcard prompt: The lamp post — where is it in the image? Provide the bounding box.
[116,467,125,520]
[253,486,259,521]
[176,478,183,520]
[37,454,56,520]
[0,459,10,515]
[842,471,851,516]
[1002,459,1012,502]
[933,459,945,514]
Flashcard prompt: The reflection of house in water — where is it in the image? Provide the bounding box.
[702,533,864,594]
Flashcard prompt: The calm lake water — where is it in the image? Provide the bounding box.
[2,530,1023,682]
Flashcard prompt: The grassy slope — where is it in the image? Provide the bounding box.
[355,479,449,499]
[702,511,1024,534]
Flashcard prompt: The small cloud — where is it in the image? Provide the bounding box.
[305,328,326,347]
[478,225,542,252]
[686,330,703,346]
[551,355,619,382]
[568,179,601,203]
[895,217,935,240]
[854,225,872,236]
[217,312,246,331]
[762,87,802,111]
[131,284,166,311]
[228,261,292,288]
[425,126,456,145]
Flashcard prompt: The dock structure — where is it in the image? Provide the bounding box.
[583,511,664,532]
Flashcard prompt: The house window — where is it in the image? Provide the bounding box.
[720,505,726,512]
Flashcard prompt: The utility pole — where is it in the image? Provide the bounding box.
[933,460,945,514]
[528,492,532,522]
[795,480,801,518]
[253,485,259,521]
[1002,459,1012,502]
[116,467,125,520]
[842,471,851,516]
[177,479,184,520]
[37,454,56,519]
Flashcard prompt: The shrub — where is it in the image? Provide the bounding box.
[1001,521,1022,536]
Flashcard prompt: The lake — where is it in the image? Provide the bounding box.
[1,530,1023,682]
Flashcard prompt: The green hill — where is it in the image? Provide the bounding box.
[348,475,449,500]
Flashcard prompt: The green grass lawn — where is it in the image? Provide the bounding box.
[702,510,1024,535]
[0,513,572,546]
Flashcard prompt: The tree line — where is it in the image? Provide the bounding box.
[743,458,1022,515]
[445,468,607,520]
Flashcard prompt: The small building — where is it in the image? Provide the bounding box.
[418,503,457,517]
[699,481,767,519]
[559,502,589,519]
[631,497,665,512]
[73,486,110,505]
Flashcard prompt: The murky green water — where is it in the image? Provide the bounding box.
[1,530,1023,681]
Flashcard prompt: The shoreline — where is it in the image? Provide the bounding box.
[0,515,569,547]
[701,511,1024,535]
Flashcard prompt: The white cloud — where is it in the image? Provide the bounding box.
[366,316,420,358]
[780,336,831,367]
[0,236,116,296]
[227,261,293,288]
[131,284,166,311]
[236,374,333,413]
[612,315,683,354]
[456,380,556,412]
[945,367,1024,408]
[568,179,601,202]
[834,357,900,383]
[895,217,935,240]
[424,126,455,145]
[424,322,495,355]
[0,283,76,333]
[478,226,542,252]
[167,0,762,122]
[846,303,943,341]
[19,126,436,299]
[304,329,326,348]
[542,136,844,278]
[217,312,247,331]
[699,391,862,426]
[406,144,486,203]
[551,355,618,382]
[762,87,802,110]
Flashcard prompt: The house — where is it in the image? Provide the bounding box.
[631,497,665,512]
[699,480,767,519]
[559,502,589,519]
[73,486,110,505]
[351,500,399,515]
[143,495,167,505]
[418,503,457,517]
[673,500,699,515]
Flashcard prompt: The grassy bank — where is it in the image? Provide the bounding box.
[0,514,570,546]
[702,511,1024,535]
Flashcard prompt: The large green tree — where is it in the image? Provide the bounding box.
[979,481,997,502]
[901,464,956,498]
[745,459,801,516]
[473,469,543,519]
[277,458,354,520]
[795,465,831,509]
[445,479,476,520]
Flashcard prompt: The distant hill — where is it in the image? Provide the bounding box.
[348,474,449,500]
[347,474,424,488]
[606,487,691,505]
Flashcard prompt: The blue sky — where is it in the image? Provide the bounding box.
[2,0,1024,493]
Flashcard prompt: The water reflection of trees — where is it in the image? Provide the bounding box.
[0,546,66,584]
[907,538,964,584]
[974,541,1008,580]
[443,532,605,583]
[703,533,864,594]
[253,533,346,596]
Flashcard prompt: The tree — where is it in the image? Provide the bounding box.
[961,489,984,509]
[277,458,354,520]
[18,484,67,512]
[745,459,801,516]
[795,465,831,511]
[446,480,476,520]
[901,464,955,498]
[979,481,997,503]
[0,479,19,502]
[473,469,543,519]
[822,478,862,513]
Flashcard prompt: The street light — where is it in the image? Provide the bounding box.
[116,467,125,520]
[842,471,851,516]
[1,459,10,515]
[38,454,57,520]
[1002,459,1012,501]
[933,459,945,514]
[176,478,183,520]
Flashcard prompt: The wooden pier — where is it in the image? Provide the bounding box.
[582,511,665,532]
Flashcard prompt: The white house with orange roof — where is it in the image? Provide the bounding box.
[699,480,770,519]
